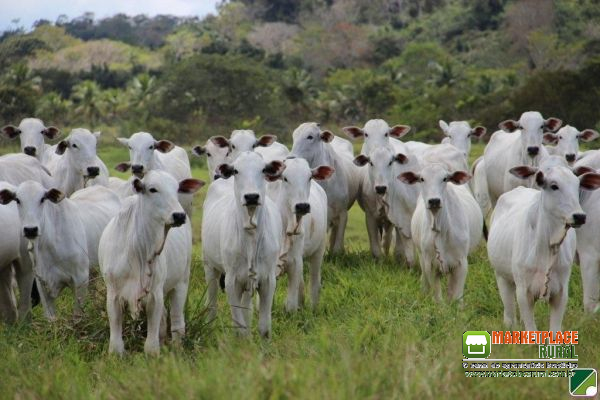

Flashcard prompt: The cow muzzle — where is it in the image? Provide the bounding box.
[294,203,310,216]
[23,226,39,239]
[565,154,576,163]
[569,213,586,228]
[131,164,144,177]
[527,146,539,157]
[243,193,260,207]
[170,212,186,227]
[86,166,100,178]
[24,147,36,157]
[427,198,441,212]
[375,185,387,195]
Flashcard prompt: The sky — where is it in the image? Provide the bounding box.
[0,0,220,31]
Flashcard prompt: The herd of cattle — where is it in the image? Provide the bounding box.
[0,112,599,355]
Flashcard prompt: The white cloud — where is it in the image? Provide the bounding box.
[0,0,220,31]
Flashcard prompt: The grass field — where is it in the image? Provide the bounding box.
[0,143,598,399]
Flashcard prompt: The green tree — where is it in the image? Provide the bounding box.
[71,80,102,128]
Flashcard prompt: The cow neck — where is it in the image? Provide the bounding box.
[306,143,336,171]
[39,198,86,258]
[56,153,83,196]
[235,199,266,293]
[149,151,165,172]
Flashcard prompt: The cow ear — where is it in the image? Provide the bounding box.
[92,131,101,139]
[535,171,545,187]
[191,145,206,157]
[42,126,60,139]
[117,137,129,147]
[263,160,286,179]
[210,136,230,149]
[178,179,205,194]
[544,117,562,132]
[1,125,21,139]
[132,178,145,193]
[154,140,174,153]
[573,166,595,177]
[499,120,520,133]
[543,133,558,145]
[398,172,420,184]
[439,120,449,134]
[471,126,487,138]
[342,126,364,140]
[393,153,408,164]
[509,166,538,179]
[55,140,69,155]
[320,130,334,143]
[44,188,64,203]
[312,165,334,180]
[579,129,600,142]
[580,172,600,190]
[255,135,276,147]
[389,124,411,138]
[115,162,131,172]
[0,189,16,205]
[218,164,236,179]
[448,171,471,185]
[353,154,370,167]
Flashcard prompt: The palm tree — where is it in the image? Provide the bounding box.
[71,80,102,128]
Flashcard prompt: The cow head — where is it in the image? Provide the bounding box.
[354,146,408,197]
[192,136,232,181]
[439,120,486,158]
[56,128,103,181]
[544,125,599,166]
[343,119,410,154]
[499,111,562,162]
[1,118,60,160]
[118,132,174,178]
[291,122,334,165]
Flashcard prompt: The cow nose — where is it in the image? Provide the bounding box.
[566,154,576,162]
[244,193,260,206]
[295,203,311,215]
[171,212,186,227]
[428,198,441,209]
[86,166,100,177]
[375,185,387,195]
[572,213,586,227]
[131,164,144,175]
[24,147,36,156]
[23,226,39,239]
[527,146,539,156]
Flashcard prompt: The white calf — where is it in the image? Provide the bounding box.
[439,120,487,159]
[343,118,411,155]
[1,118,60,162]
[544,125,599,166]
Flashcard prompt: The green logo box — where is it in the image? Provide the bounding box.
[463,331,491,359]
[570,368,597,397]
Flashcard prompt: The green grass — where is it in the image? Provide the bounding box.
[0,143,598,399]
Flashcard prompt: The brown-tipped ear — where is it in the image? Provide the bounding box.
[573,166,595,176]
[218,164,236,179]
[509,166,538,179]
[398,171,420,184]
[178,179,205,194]
[580,172,600,190]
[535,170,545,187]
[1,125,21,139]
[448,171,471,185]
[210,136,230,148]
[191,145,206,157]
[320,130,334,143]
[0,189,16,205]
[544,117,562,133]
[499,119,520,133]
[263,160,286,177]
[55,140,69,155]
[579,129,600,142]
[42,126,60,139]
[132,178,145,193]
[471,126,487,138]
[393,153,408,164]
[342,126,364,140]
[353,154,370,167]
[312,165,335,180]
[543,133,558,145]
[154,140,174,153]
[255,135,276,147]
[115,162,131,172]
[389,125,411,138]
[44,188,64,203]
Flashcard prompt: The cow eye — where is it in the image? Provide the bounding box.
[307,135,313,140]
[128,146,132,150]
[384,133,388,137]
[559,136,563,139]
[149,188,158,193]
[40,197,45,203]
[206,153,211,157]
[420,177,424,182]
[364,133,369,138]
[72,143,78,149]
[15,198,20,204]
[234,169,239,175]
[283,177,288,182]
[232,145,236,149]
[149,145,153,150]
[443,177,448,182]
[550,184,559,191]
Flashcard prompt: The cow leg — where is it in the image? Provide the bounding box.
[579,253,600,313]
[496,274,517,327]
[448,259,467,303]
[170,281,188,346]
[258,273,275,339]
[0,265,17,324]
[516,284,537,331]
[106,287,124,355]
[419,254,432,293]
[12,258,33,322]
[72,280,88,320]
[285,254,302,312]
[382,223,393,256]
[549,287,568,334]
[144,291,164,355]
[204,265,219,322]
[36,278,57,322]
[225,274,248,336]
[365,212,382,259]
[241,288,253,329]
[308,247,325,309]
[394,228,415,269]
[432,270,442,303]
[332,209,348,254]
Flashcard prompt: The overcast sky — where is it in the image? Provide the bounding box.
[0,0,220,31]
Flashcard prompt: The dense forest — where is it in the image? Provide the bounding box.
[1,0,599,144]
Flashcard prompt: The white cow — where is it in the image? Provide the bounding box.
[482,111,562,206]
[1,118,60,162]
[544,125,599,166]
[100,171,203,355]
[0,182,121,320]
[399,164,482,302]
[46,128,109,196]
[291,122,360,254]
[202,152,284,338]
[191,137,232,181]
[270,157,332,311]
[439,120,487,159]
[487,164,600,331]
[343,119,411,155]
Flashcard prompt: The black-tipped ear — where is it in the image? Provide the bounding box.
[192,145,206,157]
[154,140,174,153]
[393,153,408,164]
[353,154,370,167]
[544,117,562,133]
[342,126,365,140]
[509,166,538,179]
[178,179,205,194]
[398,172,420,184]
[210,136,230,149]
[263,160,286,177]
[218,164,236,179]
[471,126,487,138]
[42,126,60,139]
[388,125,411,138]
[312,165,335,180]
[320,130,334,143]
[55,140,69,155]
[255,135,276,147]
[579,129,600,142]
[448,171,471,185]
[133,178,145,193]
[543,133,558,145]
[573,166,595,177]
[115,162,131,172]
[535,170,545,187]
[0,189,16,205]
[1,125,21,139]
[499,120,520,133]
[44,188,64,203]
[580,172,600,190]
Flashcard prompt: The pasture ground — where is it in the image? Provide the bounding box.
[0,143,598,399]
